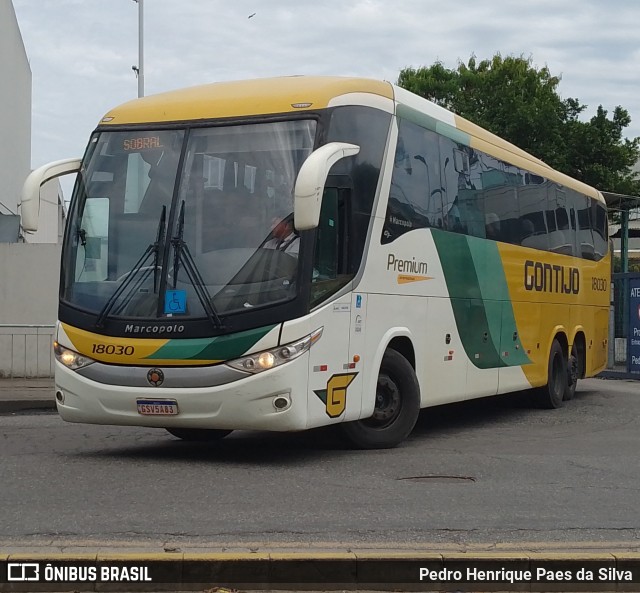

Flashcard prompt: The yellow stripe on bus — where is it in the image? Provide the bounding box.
[61,323,172,366]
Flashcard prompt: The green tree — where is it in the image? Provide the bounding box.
[564,105,640,194]
[398,54,640,196]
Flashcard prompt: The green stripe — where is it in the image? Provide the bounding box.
[145,324,277,361]
[465,236,530,366]
[432,230,530,368]
[467,236,507,351]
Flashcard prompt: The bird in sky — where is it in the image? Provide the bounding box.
[248,12,256,18]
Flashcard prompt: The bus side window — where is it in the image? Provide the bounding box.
[382,118,439,243]
[518,179,549,251]
[547,185,574,256]
[310,187,353,308]
[573,190,596,260]
[314,188,341,280]
[591,199,608,259]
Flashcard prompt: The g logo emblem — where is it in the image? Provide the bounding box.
[314,373,358,418]
[147,368,164,387]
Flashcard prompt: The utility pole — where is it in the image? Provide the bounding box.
[132,0,144,97]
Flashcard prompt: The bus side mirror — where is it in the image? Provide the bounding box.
[20,158,82,232]
[293,142,359,231]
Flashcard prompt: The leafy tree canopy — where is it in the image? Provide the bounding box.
[398,54,640,196]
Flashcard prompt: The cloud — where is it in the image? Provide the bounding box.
[12,0,640,182]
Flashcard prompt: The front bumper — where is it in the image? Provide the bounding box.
[54,354,311,432]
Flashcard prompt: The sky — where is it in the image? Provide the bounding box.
[11,0,640,197]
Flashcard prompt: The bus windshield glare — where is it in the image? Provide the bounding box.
[61,120,317,324]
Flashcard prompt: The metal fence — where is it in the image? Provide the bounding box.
[0,324,55,378]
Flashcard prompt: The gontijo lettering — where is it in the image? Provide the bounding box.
[524,260,579,294]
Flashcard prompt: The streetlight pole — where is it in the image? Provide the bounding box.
[133,0,144,97]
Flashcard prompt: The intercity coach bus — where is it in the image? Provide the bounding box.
[21,76,610,448]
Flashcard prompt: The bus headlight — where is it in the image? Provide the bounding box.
[54,341,95,370]
[226,328,323,374]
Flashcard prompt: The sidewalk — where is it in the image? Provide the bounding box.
[0,377,55,413]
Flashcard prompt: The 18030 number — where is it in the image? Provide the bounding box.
[92,344,135,356]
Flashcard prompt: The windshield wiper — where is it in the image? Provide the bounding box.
[171,200,223,329]
[95,206,166,329]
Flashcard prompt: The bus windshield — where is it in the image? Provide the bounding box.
[61,120,317,324]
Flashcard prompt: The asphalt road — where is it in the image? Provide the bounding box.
[1,378,639,551]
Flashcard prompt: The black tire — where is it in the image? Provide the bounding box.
[535,339,566,409]
[564,342,579,401]
[340,349,420,449]
[165,428,232,441]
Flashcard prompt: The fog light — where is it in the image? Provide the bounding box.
[273,395,291,411]
[55,390,65,404]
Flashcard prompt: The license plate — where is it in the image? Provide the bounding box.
[136,399,179,416]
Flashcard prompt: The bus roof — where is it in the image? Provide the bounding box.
[392,85,604,203]
[99,75,604,205]
[100,76,394,125]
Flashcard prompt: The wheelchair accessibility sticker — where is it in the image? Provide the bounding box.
[164,290,187,314]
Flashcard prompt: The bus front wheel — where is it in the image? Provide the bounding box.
[340,349,420,449]
[536,339,566,409]
[165,428,232,441]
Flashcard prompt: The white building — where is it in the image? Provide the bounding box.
[0,1,66,377]
[0,0,30,240]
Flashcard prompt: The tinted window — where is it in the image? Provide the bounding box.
[573,191,596,260]
[382,118,440,243]
[592,200,608,259]
[311,188,352,307]
[547,185,574,255]
[518,176,549,250]
[327,106,392,270]
[473,152,520,243]
[379,118,607,260]
[453,146,485,238]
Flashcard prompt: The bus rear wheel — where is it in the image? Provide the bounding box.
[340,349,420,449]
[564,343,580,401]
[535,339,566,409]
[165,428,232,441]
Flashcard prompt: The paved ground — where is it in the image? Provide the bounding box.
[1,376,639,592]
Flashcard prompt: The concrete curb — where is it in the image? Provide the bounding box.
[1,551,640,591]
[0,398,55,414]
[0,379,56,414]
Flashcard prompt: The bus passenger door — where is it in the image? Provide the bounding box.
[306,187,360,425]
